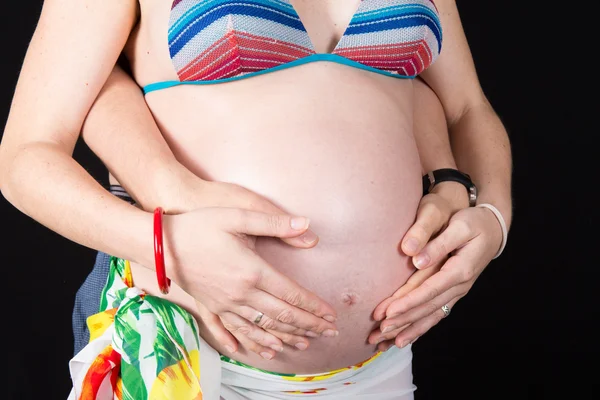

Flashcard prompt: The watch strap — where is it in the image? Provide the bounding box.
[422,168,477,206]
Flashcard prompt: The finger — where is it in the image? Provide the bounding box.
[377,339,396,352]
[266,329,311,351]
[194,300,239,353]
[237,305,309,336]
[249,201,320,249]
[372,260,443,321]
[401,199,448,256]
[223,324,277,360]
[280,230,320,248]
[392,296,461,349]
[412,218,475,269]
[220,312,284,358]
[367,323,410,345]
[372,297,396,322]
[254,258,338,324]
[385,255,464,318]
[378,284,467,340]
[376,331,422,352]
[246,289,339,337]
[227,209,318,245]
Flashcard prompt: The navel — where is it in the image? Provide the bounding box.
[341,291,359,306]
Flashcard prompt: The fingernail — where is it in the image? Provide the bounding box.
[270,344,283,352]
[323,329,339,337]
[404,238,419,253]
[306,331,320,338]
[291,217,309,230]
[301,230,318,244]
[381,325,397,334]
[323,314,336,323]
[399,340,410,348]
[295,342,308,350]
[225,345,235,353]
[413,253,430,269]
[260,352,273,360]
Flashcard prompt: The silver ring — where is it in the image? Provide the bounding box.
[441,304,451,318]
[253,312,264,325]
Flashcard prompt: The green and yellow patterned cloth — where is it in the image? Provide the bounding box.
[67,257,411,400]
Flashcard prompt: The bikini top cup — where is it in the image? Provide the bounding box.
[143,0,442,94]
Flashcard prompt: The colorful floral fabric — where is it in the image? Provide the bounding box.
[68,257,413,399]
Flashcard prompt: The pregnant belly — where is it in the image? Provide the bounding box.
[130,66,422,373]
[131,146,421,373]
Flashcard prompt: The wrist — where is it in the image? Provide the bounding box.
[117,206,157,269]
[153,162,208,214]
[430,181,470,211]
[130,208,184,287]
[423,168,477,207]
[476,188,513,232]
[476,203,508,259]
[159,212,187,287]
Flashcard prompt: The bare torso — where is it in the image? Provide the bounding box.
[114,0,422,374]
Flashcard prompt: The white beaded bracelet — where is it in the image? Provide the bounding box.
[476,203,508,259]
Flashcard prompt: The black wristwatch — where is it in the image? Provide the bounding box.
[422,168,478,206]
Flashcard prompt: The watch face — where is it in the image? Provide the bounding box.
[469,185,477,206]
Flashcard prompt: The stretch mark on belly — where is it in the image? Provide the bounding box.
[341,292,359,306]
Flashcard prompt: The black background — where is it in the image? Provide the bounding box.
[1,1,596,399]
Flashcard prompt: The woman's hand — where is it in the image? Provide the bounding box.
[193,299,313,360]
[163,207,338,360]
[157,174,319,248]
[143,173,328,357]
[368,183,504,351]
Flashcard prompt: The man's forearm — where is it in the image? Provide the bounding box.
[449,99,513,229]
[413,79,457,173]
[82,64,201,212]
[413,78,470,208]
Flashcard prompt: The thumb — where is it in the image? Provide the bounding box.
[401,200,447,256]
[228,209,318,244]
[250,201,319,249]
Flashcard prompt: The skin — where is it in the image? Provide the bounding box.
[0,0,341,347]
[372,0,513,351]
[84,64,471,361]
[91,0,512,369]
[0,0,512,374]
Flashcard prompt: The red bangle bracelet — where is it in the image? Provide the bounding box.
[153,207,171,295]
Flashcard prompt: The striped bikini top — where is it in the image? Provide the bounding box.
[143,0,442,94]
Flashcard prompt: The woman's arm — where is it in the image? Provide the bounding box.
[406,0,512,261]
[420,0,512,227]
[0,0,337,357]
[80,63,322,357]
[0,0,151,264]
[370,0,513,349]
[401,0,512,254]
